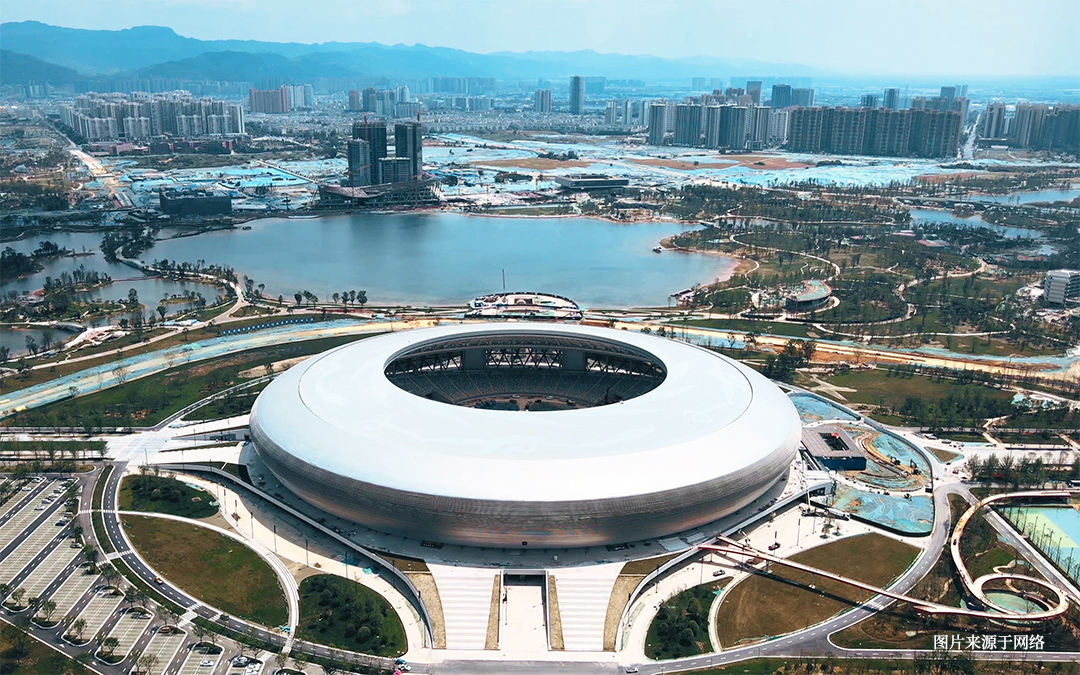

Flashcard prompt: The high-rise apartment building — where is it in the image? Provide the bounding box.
[348,89,362,112]
[351,119,388,184]
[747,106,772,150]
[883,88,900,111]
[1044,269,1080,305]
[860,94,880,109]
[746,81,763,106]
[692,77,708,91]
[346,138,371,187]
[792,88,815,107]
[723,106,750,150]
[605,100,619,125]
[248,87,290,114]
[704,106,723,149]
[673,104,703,146]
[981,102,1008,139]
[647,102,669,145]
[394,121,423,180]
[771,84,793,109]
[534,89,553,113]
[1011,103,1049,148]
[769,109,791,146]
[569,76,585,115]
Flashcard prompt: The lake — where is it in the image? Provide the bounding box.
[1,234,222,313]
[908,208,1043,239]
[147,213,734,308]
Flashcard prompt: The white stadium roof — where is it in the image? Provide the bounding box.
[252,323,799,503]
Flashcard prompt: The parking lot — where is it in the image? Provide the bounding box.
[41,564,100,621]
[77,588,125,641]
[17,536,81,599]
[177,645,222,675]
[106,609,154,660]
[141,628,188,675]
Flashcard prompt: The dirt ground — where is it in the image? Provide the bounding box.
[627,154,812,171]
[470,157,592,170]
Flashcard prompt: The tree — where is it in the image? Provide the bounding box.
[40,598,57,622]
[136,652,159,675]
[294,292,303,306]
[83,544,100,572]
[292,651,309,673]
[10,587,26,608]
[101,636,120,658]
[71,617,87,642]
[0,582,10,600]
[274,651,289,671]
[128,288,139,306]
[356,290,367,307]
[161,605,181,628]
[157,305,167,320]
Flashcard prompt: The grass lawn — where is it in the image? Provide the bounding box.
[822,369,1012,410]
[297,574,406,657]
[928,446,963,463]
[936,430,989,443]
[184,384,268,422]
[715,533,918,647]
[13,333,374,428]
[989,430,1069,446]
[646,579,730,660]
[0,623,93,674]
[118,473,219,519]
[122,514,287,627]
[679,318,811,338]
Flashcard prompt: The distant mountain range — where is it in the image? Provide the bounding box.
[0,20,824,84]
[0,49,81,85]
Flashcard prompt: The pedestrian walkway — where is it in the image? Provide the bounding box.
[551,564,621,651]
[428,564,496,650]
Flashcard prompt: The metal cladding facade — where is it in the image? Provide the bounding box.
[250,323,801,549]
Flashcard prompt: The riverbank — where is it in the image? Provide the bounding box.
[659,235,754,280]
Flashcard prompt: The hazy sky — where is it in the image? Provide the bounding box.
[4,0,1078,77]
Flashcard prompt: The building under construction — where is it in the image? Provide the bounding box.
[318,177,441,208]
[323,117,438,207]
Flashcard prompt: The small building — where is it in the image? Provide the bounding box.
[802,425,866,471]
[785,280,832,312]
[158,188,232,216]
[553,174,630,191]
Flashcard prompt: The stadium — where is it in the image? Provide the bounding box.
[249,323,801,549]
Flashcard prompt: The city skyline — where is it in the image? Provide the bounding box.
[2,0,1078,79]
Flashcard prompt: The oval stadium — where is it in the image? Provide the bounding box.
[249,323,801,549]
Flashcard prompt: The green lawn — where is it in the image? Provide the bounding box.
[298,574,406,656]
[122,514,287,627]
[184,384,268,422]
[118,473,219,519]
[1,621,93,674]
[646,579,729,660]
[14,334,374,428]
[679,318,812,338]
[715,533,918,647]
